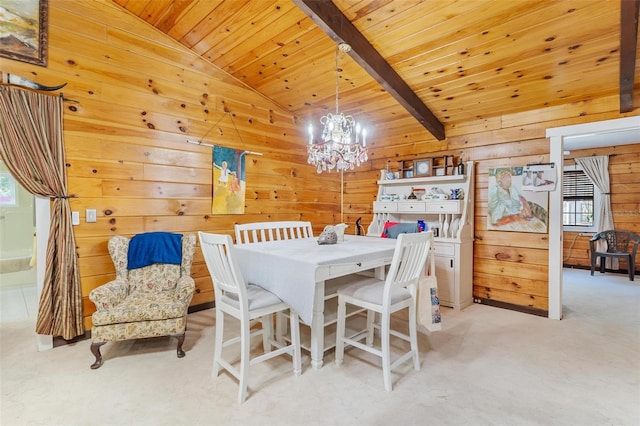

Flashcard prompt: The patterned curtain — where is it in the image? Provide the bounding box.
[0,86,83,339]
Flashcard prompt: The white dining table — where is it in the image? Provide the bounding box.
[234,234,397,369]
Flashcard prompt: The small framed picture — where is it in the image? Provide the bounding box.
[414,159,432,177]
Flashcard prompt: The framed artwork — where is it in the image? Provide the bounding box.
[0,0,48,67]
[522,164,557,192]
[212,145,246,215]
[487,167,548,233]
[414,159,432,177]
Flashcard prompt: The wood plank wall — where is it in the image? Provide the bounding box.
[2,0,340,331]
[1,0,638,329]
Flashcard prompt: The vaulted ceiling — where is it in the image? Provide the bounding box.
[113,0,639,143]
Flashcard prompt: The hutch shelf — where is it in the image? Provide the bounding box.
[367,161,474,310]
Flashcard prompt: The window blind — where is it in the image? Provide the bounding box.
[563,170,593,199]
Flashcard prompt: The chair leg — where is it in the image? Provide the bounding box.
[335,297,347,366]
[590,254,596,276]
[238,316,251,404]
[261,314,273,353]
[289,310,302,375]
[90,342,107,369]
[408,304,420,371]
[275,312,287,344]
[174,332,186,358]
[600,256,606,273]
[212,309,224,378]
[628,255,634,281]
[365,310,375,346]
[381,313,392,392]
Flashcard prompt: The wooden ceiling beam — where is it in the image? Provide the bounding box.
[619,0,639,113]
[292,0,445,141]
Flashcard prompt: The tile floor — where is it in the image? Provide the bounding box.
[0,283,38,323]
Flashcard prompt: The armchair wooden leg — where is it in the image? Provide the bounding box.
[174,332,186,358]
[90,342,106,369]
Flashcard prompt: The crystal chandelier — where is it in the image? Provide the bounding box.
[307,43,368,174]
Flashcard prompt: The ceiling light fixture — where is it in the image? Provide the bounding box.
[307,42,368,174]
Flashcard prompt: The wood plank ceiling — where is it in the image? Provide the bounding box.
[113,0,639,144]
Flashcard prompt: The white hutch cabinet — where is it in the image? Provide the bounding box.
[367,161,474,310]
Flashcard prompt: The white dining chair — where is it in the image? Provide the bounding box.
[335,231,433,392]
[234,221,314,244]
[198,232,302,404]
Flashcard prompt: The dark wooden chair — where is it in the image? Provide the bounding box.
[590,230,640,281]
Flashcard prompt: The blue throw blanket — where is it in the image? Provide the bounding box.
[127,232,183,270]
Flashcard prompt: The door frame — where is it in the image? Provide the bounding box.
[546,116,640,320]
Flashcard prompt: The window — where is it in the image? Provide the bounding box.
[563,167,597,229]
[0,171,17,206]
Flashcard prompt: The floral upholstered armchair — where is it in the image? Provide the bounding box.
[89,232,196,369]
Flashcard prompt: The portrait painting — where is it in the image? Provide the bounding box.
[487,167,548,233]
[0,0,48,66]
[212,145,246,215]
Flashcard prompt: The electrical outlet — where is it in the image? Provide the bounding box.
[579,232,593,237]
[72,211,80,226]
[86,209,97,223]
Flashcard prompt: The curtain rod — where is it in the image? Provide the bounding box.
[186,140,263,156]
[565,153,617,162]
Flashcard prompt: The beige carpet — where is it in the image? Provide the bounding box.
[1,269,639,426]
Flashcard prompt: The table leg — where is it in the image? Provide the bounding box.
[310,280,325,369]
[374,265,386,280]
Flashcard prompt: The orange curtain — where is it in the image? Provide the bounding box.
[0,86,83,339]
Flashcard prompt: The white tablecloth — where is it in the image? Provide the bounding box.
[234,235,396,324]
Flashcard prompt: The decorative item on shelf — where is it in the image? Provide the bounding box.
[429,186,447,196]
[408,190,417,200]
[450,188,464,200]
[457,157,465,175]
[414,158,432,177]
[412,187,426,199]
[306,43,368,173]
[445,155,454,175]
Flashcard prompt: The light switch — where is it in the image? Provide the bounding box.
[72,211,80,226]
[86,209,97,223]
